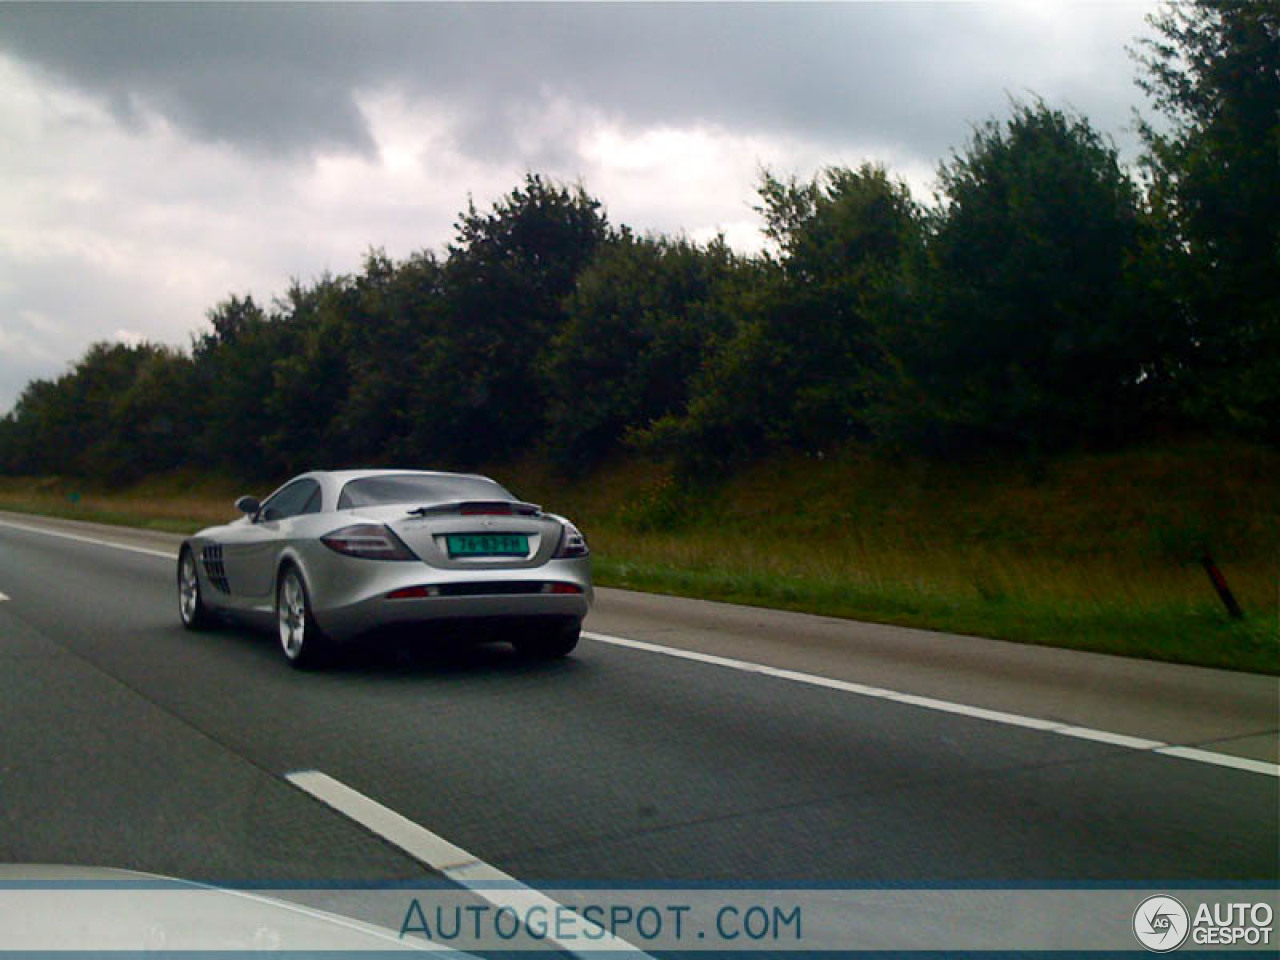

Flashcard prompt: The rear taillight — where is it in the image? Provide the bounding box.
[553,521,589,559]
[542,582,584,594]
[321,524,417,561]
[386,585,440,599]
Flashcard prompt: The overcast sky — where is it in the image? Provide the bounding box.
[0,1,1163,414]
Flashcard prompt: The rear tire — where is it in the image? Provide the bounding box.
[277,564,331,669]
[513,620,580,659]
[177,547,211,631]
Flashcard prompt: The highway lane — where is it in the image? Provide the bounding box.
[0,516,1275,894]
[0,535,434,884]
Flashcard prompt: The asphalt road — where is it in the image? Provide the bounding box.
[0,513,1276,901]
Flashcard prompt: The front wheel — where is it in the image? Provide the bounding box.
[513,620,580,659]
[277,565,331,669]
[177,547,211,631]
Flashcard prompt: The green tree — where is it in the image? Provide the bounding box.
[0,413,15,473]
[885,102,1151,454]
[0,342,167,477]
[639,164,922,468]
[262,273,359,474]
[0,379,65,475]
[191,294,286,477]
[333,249,447,466]
[1133,0,1280,438]
[403,174,610,465]
[544,231,746,464]
[195,293,264,354]
[97,346,199,480]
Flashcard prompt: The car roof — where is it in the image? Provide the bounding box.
[297,468,498,485]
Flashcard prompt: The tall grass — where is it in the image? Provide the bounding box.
[0,471,243,532]
[503,440,1278,673]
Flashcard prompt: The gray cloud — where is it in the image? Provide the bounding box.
[0,3,1154,167]
[0,2,1160,414]
[1,4,380,157]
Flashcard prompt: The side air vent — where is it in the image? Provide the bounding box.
[201,544,230,594]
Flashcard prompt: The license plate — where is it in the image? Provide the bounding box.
[446,533,529,558]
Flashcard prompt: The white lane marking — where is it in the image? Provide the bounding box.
[286,770,650,957]
[1155,746,1280,777]
[0,518,178,560]
[2,517,1273,779]
[583,631,1280,779]
[0,592,8,602]
[1055,726,1165,750]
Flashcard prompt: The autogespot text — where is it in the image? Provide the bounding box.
[400,898,803,947]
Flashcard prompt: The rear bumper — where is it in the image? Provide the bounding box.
[319,591,591,643]
[304,553,592,642]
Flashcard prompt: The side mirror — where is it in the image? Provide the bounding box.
[235,495,261,518]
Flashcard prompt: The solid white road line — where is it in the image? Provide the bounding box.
[2,516,1273,779]
[1154,746,1279,776]
[286,770,651,957]
[582,631,1280,779]
[0,518,177,560]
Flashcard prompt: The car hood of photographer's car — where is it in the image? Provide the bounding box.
[0,864,457,954]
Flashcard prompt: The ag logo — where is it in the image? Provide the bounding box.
[1134,895,1190,952]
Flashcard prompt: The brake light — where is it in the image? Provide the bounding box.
[321,524,417,561]
[553,521,589,559]
[386,585,440,599]
[461,503,513,516]
[541,582,584,594]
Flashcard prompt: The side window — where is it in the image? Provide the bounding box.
[300,486,322,516]
[260,480,320,522]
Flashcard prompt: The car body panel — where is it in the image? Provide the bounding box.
[218,518,290,602]
[180,469,592,644]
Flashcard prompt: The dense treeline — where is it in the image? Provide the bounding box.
[1,2,1276,482]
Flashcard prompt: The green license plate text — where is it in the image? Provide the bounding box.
[446,533,529,557]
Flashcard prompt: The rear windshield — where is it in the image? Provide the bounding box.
[337,474,514,510]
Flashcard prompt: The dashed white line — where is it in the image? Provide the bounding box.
[582,631,1280,778]
[286,769,650,957]
[2,516,1273,779]
[0,592,9,602]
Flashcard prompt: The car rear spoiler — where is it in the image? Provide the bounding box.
[406,500,543,517]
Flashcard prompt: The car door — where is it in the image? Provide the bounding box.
[220,479,321,605]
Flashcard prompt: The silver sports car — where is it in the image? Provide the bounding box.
[177,469,592,667]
